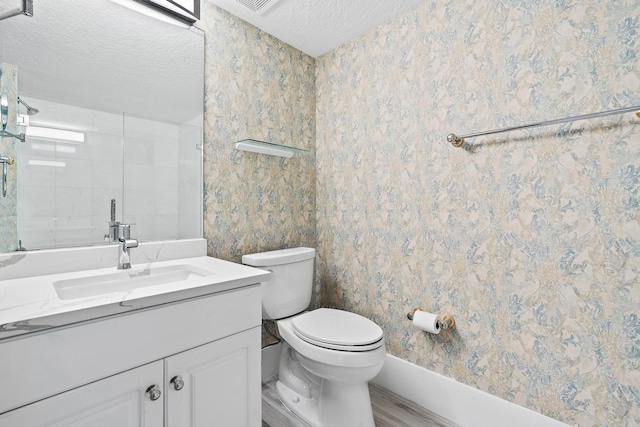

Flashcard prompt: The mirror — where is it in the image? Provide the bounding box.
[0,0,204,252]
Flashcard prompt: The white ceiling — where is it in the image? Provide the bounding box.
[208,0,428,58]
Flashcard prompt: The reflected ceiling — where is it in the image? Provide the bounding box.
[0,0,203,123]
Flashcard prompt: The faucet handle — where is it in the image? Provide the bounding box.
[118,223,132,240]
[110,198,116,222]
[106,220,120,243]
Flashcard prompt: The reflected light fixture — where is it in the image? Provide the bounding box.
[30,142,77,154]
[28,160,66,168]
[26,126,85,143]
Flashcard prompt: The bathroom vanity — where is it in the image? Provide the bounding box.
[0,242,270,426]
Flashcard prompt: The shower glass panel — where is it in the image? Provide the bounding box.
[17,97,124,250]
[122,114,202,243]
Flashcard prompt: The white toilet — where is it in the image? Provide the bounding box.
[242,247,386,427]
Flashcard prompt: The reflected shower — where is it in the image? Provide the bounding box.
[17,97,39,115]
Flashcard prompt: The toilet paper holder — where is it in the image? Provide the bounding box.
[407,308,455,330]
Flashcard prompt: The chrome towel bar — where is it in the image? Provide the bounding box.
[447,105,640,147]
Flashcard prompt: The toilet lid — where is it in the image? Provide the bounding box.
[292,308,384,351]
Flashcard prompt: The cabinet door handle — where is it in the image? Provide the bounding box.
[170,375,184,391]
[146,384,162,401]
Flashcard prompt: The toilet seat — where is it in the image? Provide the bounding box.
[291,308,384,352]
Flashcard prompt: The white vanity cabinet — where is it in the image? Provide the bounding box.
[165,328,261,426]
[0,284,262,427]
[0,361,165,427]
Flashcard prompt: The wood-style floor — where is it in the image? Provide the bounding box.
[262,377,458,427]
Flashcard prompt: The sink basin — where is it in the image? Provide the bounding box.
[53,264,214,300]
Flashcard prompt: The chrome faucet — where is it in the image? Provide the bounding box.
[117,223,138,270]
[104,199,138,269]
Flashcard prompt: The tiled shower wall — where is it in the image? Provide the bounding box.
[315,1,640,426]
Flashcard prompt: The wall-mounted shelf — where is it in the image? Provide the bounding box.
[234,139,308,158]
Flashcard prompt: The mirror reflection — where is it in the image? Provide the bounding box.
[0,0,204,252]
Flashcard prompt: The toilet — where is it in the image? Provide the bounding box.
[242,247,386,427]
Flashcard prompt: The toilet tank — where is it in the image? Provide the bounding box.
[242,247,315,320]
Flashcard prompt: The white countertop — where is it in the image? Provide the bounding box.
[0,255,270,340]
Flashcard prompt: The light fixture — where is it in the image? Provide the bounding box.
[140,0,198,21]
[26,126,85,143]
[109,0,191,28]
[0,0,33,21]
[235,140,293,158]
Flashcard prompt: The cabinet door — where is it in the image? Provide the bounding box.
[0,361,164,427]
[165,327,261,427]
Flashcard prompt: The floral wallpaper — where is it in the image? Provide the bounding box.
[316,1,640,426]
[198,5,317,298]
[199,0,639,424]
[0,63,18,253]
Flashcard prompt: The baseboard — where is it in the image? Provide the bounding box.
[372,354,570,427]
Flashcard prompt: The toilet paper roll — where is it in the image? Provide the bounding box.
[412,310,441,334]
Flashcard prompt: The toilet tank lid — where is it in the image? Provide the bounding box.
[242,247,315,266]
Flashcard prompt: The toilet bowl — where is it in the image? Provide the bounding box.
[242,248,386,427]
[276,309,386,427]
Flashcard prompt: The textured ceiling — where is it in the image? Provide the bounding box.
[0,0,204,124]
[0,0,427,125]
[208,0,428,58]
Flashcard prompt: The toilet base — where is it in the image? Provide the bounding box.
[276,376,375,427]
[277,380,321,426]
